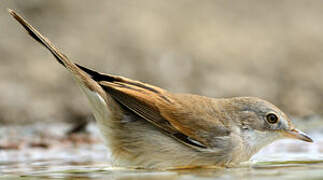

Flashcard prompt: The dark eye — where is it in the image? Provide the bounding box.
[266,113,278,124]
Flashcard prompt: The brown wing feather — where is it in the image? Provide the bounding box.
[99,81,177,132]
[158,94,232,147]
[96,75,231,149]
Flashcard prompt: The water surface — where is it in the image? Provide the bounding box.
[1,117,322,179]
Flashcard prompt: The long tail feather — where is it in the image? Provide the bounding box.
[8,9,100,92]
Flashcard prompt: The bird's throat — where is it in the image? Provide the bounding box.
[241,129,281,158]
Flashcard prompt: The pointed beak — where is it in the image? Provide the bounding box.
[282,128,313,142]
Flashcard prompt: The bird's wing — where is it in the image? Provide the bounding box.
[78,65,232,150]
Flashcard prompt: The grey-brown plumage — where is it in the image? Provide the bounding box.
[8,9,313,169]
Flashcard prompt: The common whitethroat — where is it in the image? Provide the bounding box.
[9,9,313,169]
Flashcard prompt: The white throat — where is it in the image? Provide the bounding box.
[241,129,281,157]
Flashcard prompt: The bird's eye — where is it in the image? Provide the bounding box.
[266,113,278,124]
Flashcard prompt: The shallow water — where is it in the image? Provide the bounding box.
[0,116,322,179]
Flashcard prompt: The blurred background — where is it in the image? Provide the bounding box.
[0,0,322,124]
[1,1,323,178]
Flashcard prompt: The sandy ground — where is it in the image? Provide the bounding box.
[0,1,322,124]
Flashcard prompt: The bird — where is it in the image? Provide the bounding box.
[8,9,313,169]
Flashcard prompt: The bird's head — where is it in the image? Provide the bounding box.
[226,97,312,154]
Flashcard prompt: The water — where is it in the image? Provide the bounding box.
[1,117,322,179]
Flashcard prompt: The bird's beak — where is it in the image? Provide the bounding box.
[282,128,313,142]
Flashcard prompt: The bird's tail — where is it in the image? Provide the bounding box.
[8,9,105,96]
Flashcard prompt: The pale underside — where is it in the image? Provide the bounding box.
[82,86,276,168]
